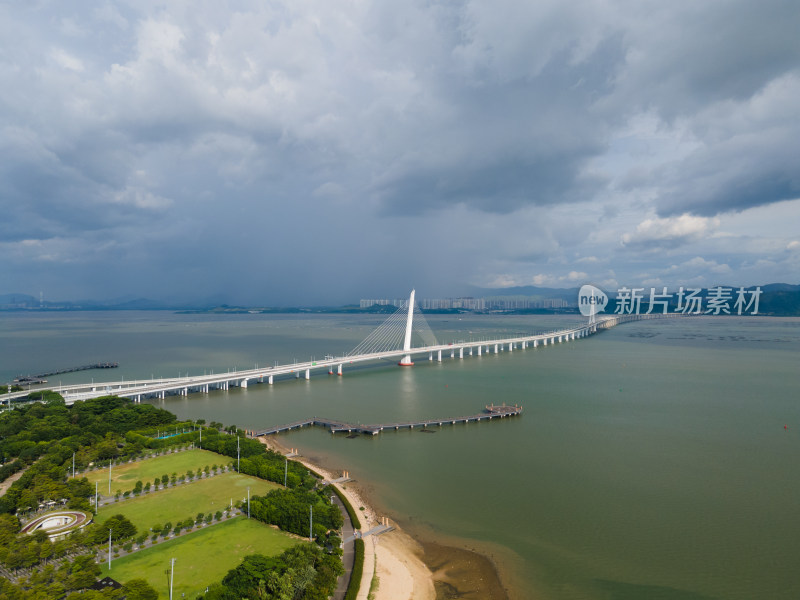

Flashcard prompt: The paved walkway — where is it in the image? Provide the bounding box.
[331,494,355,600]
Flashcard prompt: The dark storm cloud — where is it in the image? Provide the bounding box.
[1,0,798,302]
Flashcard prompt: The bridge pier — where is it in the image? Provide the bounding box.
[337,364,343,376]
[268,375,274,384]
[241,379,248,388]
[459,347,464,359]
[494,343,499,353]
[450,348,455,359]
[477,345,482,356]
[437,350,442,362]
[508,342,513,351]
[305,368,310,380]
[429,352,433,361]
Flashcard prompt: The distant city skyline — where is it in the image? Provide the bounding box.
[1,2,798,305]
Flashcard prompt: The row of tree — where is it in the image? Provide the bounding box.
[250,487,343,541]
[204,545,344,600]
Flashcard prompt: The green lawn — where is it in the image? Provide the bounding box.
[84,448,231,493]
[97,472,280,532]
[100,517,300,598]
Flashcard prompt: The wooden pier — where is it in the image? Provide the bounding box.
[253,404,522,437]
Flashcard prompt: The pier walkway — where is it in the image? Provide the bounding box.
[253,404,522,437]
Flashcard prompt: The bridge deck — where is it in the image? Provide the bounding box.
[3,313,668,407]
[253,404,522,437]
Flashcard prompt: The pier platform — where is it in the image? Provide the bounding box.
[253,404,522,437]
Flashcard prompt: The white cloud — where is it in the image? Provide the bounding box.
[109,187,172,210]
[51,48,84,72]
[621,214,719,248]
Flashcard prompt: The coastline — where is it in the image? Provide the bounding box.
[258,436,510,600]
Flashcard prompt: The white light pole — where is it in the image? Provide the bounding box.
[237,436,240,472]
[169,557,176,600]
[309,506,313,541]
[108,529,112,570]
[95,481,98,510]
[284,459,288,487]
[247,487,250,519]
[72,452,75,478]
[108,461,112,495]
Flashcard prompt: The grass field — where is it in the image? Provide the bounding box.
[84,448,231,492]
[100,517,299,598]
[97,472,280,531]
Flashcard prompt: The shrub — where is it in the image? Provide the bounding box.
[344,539,365,600]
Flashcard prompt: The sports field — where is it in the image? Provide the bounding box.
[100,517,299,598]
[96,471,280,531]
[84,448,230,492]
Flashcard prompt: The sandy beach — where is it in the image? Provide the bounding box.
[258,436,437,600]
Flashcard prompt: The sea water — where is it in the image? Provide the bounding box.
[2,311,799,599]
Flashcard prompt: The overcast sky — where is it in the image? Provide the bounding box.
[2,1,799,305]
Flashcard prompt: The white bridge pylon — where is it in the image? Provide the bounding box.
[400,289,416,366]
[347,289,438,364]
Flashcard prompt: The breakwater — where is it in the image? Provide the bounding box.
[13,362,119,384]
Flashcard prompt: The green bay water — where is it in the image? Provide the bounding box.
[2,312,800,599]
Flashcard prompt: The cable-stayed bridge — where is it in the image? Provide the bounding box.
[4,290,670,406]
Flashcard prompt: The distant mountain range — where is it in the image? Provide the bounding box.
[0,294,176,310]
[2,282,800,315]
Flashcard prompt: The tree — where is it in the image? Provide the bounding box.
[65,554,100,591]
[122,578,158,600]
[104,514,137,541]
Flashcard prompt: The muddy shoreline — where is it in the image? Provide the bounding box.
[260,435,510,599]
[422,540,509,599]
